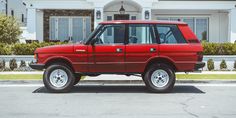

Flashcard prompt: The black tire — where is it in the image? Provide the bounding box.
[43,64,75,93]
[143,64,175,93]
[74,75,82,85]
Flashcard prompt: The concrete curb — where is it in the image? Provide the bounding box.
[1,79,236,85]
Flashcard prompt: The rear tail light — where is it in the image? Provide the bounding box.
[197,52,203,61]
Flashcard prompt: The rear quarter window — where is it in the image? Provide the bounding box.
[156,25,187,44]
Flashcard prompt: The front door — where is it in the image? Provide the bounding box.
[88,24,126,73]
[49,17,91,42]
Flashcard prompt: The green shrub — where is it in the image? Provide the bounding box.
[203,42,236,55]
[0,59,5,71]
[207,59,214,71]
[9,58,17,70]
[0,43,11,55]
[19,60,26,67]
[0,14,22,44]
[220,59,227,70]
[11,42,66,55]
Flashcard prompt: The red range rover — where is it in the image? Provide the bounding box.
[30,20,205,93]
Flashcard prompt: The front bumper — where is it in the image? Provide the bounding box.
[29,63,45,70]
[194,62,205,70]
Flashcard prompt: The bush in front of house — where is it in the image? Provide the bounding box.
[0,42,67,55]
[0,43,12,55]
[220,59,227,70]
[202,42,236,55]
[12,42,67,55]
[207,59,214,71]
[9,58,17,70]
[0,14,22,44]
[20,60,26,67]
[0,59,5,71]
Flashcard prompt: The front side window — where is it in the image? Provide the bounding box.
[94,24,125,44]
[156,25,186,44]
[128,24,156,44]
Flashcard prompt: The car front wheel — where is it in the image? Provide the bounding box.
[43,64,75,93]
[143,64,175,93]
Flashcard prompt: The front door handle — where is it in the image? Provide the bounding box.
[150,48,156,52]
[116,48,123,53]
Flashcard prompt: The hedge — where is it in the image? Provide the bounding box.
[0,42,236,55]
[0,42,66,55]
[202,42,236,55]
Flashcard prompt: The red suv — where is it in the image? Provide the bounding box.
[30,20,205,93]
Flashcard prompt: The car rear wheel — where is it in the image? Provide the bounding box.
[43,64,75,93]
[143,64,175,93]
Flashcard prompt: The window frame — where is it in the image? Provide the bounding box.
[93,24,126,45]
[156,24,187,44]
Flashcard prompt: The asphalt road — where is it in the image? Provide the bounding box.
[0,83,236,118]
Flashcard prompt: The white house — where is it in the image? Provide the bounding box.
[0,0,27,26]
[19,0,236,43]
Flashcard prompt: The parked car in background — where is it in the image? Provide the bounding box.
[30,20,205,93]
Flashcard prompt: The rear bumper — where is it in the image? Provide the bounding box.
[194,62,205,70]
[29,63,45,70]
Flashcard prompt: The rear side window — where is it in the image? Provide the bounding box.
[156,25,186,44]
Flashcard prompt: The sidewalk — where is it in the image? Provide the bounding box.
[1,73,236,84]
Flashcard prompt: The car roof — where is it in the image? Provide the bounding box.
[99,20,187,25]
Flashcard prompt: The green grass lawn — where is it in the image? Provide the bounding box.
[176,74,236,80]
[0,74,236,80]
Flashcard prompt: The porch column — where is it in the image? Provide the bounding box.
[26,8,37,40]
[142,8,151,20]
[229,8,236,43]
[94,7,103,28]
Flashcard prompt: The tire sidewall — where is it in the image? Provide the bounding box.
[43,64,75,93]
[144,64,175,93]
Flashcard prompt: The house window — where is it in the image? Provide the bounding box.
[11,10,14,17]
[21,14,24,22]
[196,18,208,41]
[130,16,137,36]
[157,17,209,41]
[107,16,112,36]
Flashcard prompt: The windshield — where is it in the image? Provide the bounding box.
[82,24,102,44]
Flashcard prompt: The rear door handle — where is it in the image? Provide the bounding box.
[150,48,156,52]
[116,48,123,53]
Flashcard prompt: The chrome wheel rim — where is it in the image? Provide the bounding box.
[151,69,169,88]
[49,69,68,88]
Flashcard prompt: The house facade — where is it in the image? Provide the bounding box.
[0,0,27,26]
[22,0,236,43]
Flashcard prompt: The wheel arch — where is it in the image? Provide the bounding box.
[44,57,75,72]
[144,57,177,73]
